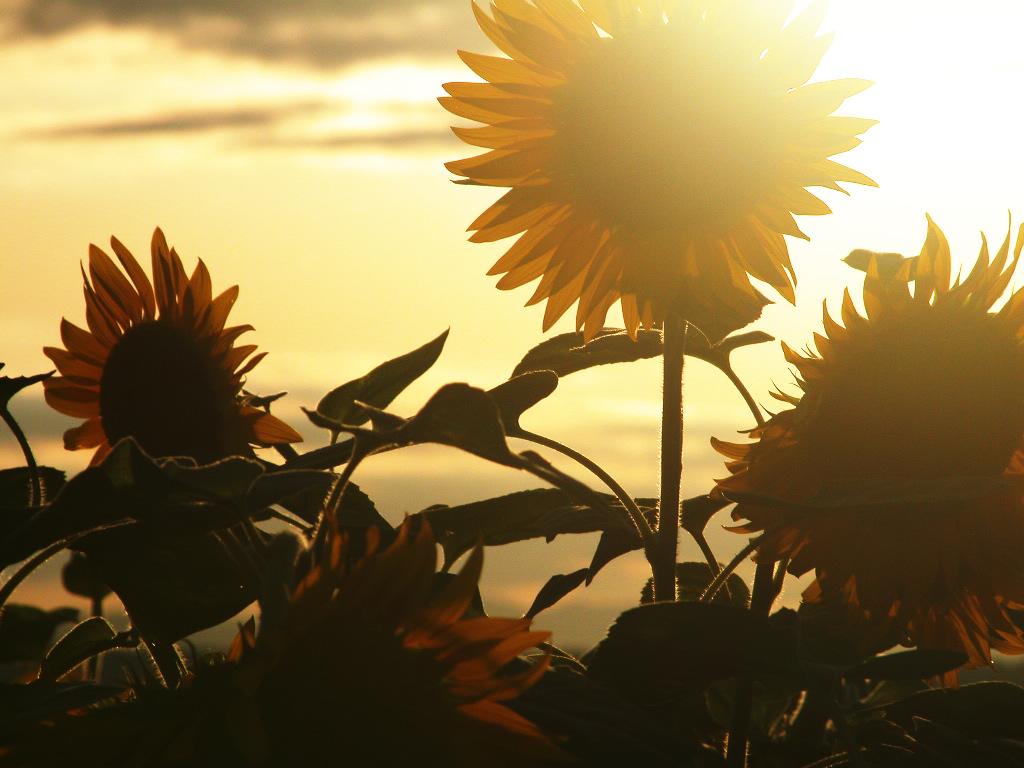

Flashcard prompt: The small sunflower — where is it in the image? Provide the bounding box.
[443,0,876,340]
[43,229,300,464]
[246,520,562,765]
[715,216,1024,667]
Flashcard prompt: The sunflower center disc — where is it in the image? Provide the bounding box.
[552,28,781,232]
[804,308,1024,482]
[99,321,237,462]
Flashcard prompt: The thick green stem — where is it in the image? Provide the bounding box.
[653,314,687,602]
[514,429,654,541]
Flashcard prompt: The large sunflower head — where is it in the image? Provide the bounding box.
[237,520,562,765]
[715,216,1024,666]
[43,229,300,465]
[443,0,876,340]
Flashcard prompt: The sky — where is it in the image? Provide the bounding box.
[1,0,1023,650]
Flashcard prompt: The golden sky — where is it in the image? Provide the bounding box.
[1,0,1022,648]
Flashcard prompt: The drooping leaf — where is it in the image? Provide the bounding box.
[343,383,610,514]
[246,470,334,516]
[586,603,801,699]
[525,569,589,618]
[488,371,559,433]
[418,488,636,568]
[38,616,117,681]
[0,468,66,509]
[511,328,773,379]
[512,328,662,378]
[303,329,449,440]
[680,495,732,537]
[851,649,968,682]
[844,249,915,278]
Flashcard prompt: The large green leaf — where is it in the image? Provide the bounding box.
[303,329,449,441]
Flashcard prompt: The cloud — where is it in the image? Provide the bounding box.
[19,101,454,149]
[248,126,453,150]
[21,101,326,140]
[3,0,482,69]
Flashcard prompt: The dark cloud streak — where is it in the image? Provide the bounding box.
[4,0,483,69]
[22,102,327,140]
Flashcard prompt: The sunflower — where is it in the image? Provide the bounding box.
[442,0,876,340]
[0,522,562,766]
[715,216,1024,667]
[43,229,300,464]
[248,520,563,765]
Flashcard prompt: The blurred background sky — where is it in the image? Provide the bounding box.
[1,0,1023,650]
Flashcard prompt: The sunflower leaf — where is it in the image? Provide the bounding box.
[418,488,635,568]
[586,603,801,699]
[511,328,661,378]
[882,682,1024,741]
[851,649,968,682]
[526,569,589,618]
[488,370,559,433]
[305,328,449,440]
[511,328,773,379]
[38,616,118,682]
[0,367,53,409]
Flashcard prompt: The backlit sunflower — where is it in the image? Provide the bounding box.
[43,229,300,464]
[443,0,876,340]
[715,216,1024,667]
[0,522,562,765]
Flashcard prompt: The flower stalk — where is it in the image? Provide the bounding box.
[653,314,687,602]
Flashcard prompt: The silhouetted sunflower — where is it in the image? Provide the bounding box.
[443,0,876,339]
[43,229,300,464]
[247,521,563,765]
[715,216,1024,667]
[0,522,563,766]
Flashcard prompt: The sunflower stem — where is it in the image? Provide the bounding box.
[726,560,775,767]
[1,407,41,508]
[653,314,687,602]
[514,429,653,541]
[721,363,766,428]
